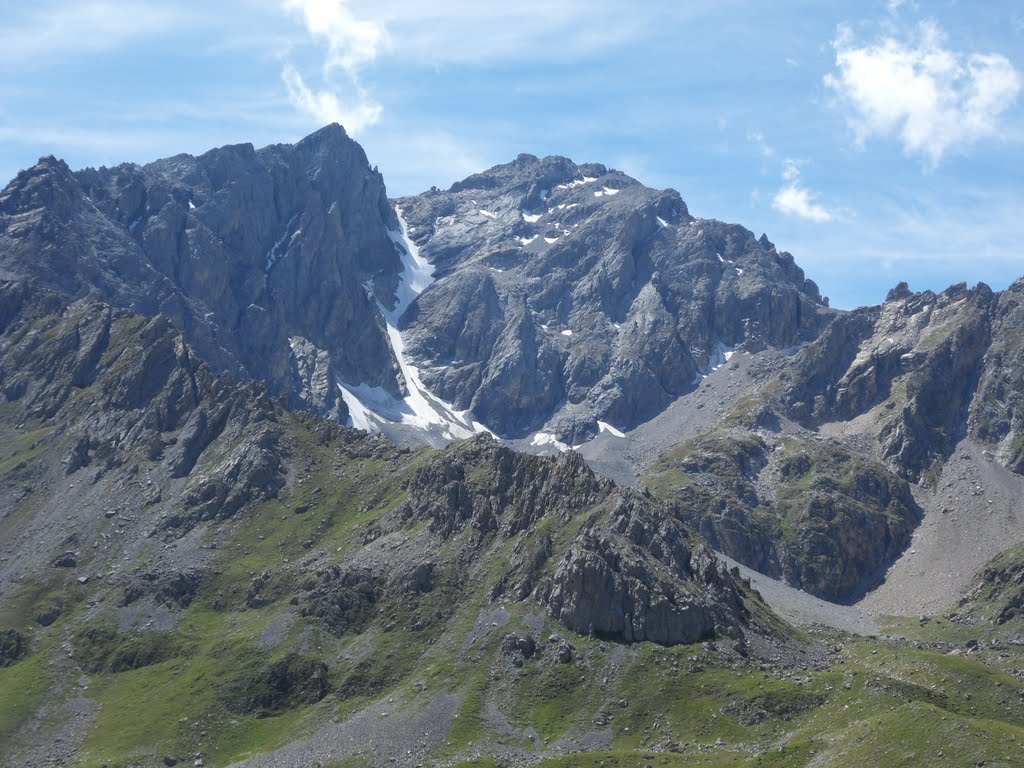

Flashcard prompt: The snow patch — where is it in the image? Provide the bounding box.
[735,267,744,276]
[479,209,497,219]
[337,208,491,439]
[530,432,580,453]
[544,236,559,244]
[716,253,725,263]
[560,329,573,337]
[705,342,736,374]
[266,213,300,273]
[519,235,538,245]
[522,212,542,223]
[602,186,620,196]
[597,421,626,438]
[337,382,391,432]
[555,175,598,190]
[188,200,196,210]
[656,216,669,228]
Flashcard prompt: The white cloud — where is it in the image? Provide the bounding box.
[281,0,385,133]
[824,21,1022,166]
[772,160,835,222]
[283,0,386,74]
[282,64,381,132]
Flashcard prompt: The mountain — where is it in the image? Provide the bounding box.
[0,124,403,425]
[3,126,1024,768]
[6,280,1024,768]
[395,154,828,444]
[0,281,785,767]
[0,128,829,449]
[643,278,1024,611]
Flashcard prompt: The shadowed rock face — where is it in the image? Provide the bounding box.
[645,430,923,603]
[969,279,1024,474]
[396,153,828,442]
[0,124,405,422]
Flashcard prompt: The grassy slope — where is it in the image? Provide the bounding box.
[5,407,1024,767]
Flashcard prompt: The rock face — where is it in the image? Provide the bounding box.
[969,279,1024,474]
[539,493,746,644]
[0,629,26,667]
[775,281,1024,479]
[0,124,405,422]
[645,431,922,603]
[396,155,828,443]
[0,280,286,535]
[391,435,751,645]
[395,436,610,539]
[957,541,1024,625]
[1,129,833,447]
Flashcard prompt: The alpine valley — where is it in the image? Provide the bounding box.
[2,125,1024,768]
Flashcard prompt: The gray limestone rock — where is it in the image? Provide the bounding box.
[539,492,746,645]
[396,154,827,441]
[0,124,407,423]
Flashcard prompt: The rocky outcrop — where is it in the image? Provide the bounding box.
[777,282,997,479]
[387,434,752,644]
[0,282,287,532]
[395,434,611,539]
[297,567,381,637]
[957,542,1024,625]
[969,278,1024,474]
[0,125,406,421]
[539,493,746,645]
[122,570,202,609]
[221,653,331,717]
[0,629,26,667]
[645,431,922,602]
[397,154,827,442]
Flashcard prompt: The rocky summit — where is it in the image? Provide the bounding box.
[0,124,402,425]
[2,127,1024,768]
[397,154,827,444]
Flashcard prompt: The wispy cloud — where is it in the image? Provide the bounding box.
[0,1,185,64]
[284,0,385,73]
[747,130,775,158]
[281,0,385,133]
[824,21,1022,166]
[281,65,381,132]
[772,159,836,222]
[348,0,664,65]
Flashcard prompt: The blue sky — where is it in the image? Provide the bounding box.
[1,0,1021,308]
